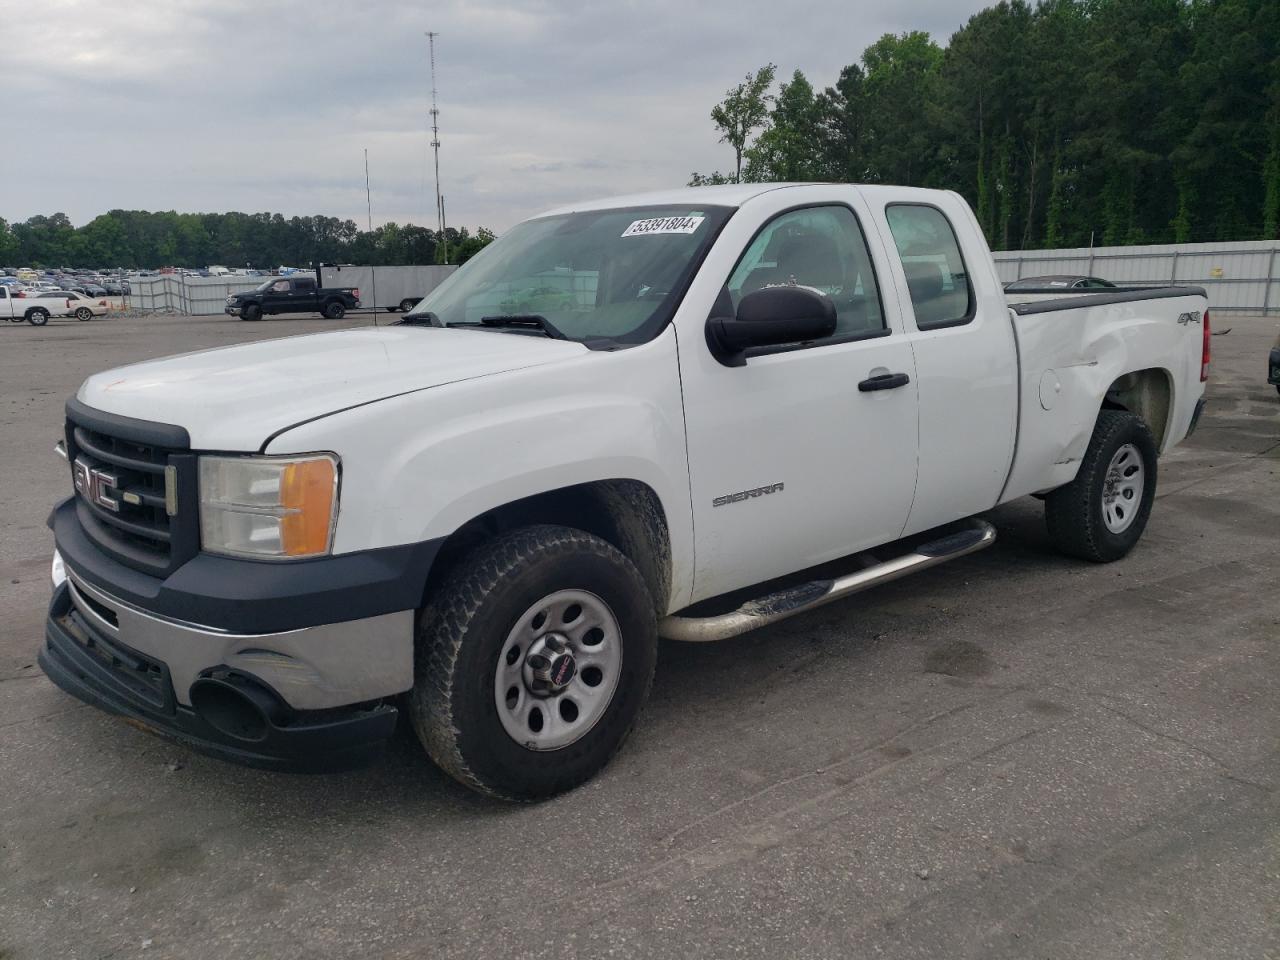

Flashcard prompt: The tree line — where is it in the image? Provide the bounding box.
[0,209,495,269]
[692,0,1280,249]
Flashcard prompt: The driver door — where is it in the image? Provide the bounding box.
[677,200,920,603]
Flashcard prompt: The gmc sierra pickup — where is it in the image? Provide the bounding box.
[41,183,1210,799]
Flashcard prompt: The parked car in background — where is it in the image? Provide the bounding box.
[102,280,130,296]
[1004,275,1118,292]
[54,290,110,320]
[71,282,108,297]
[225,275,360,320]
[0,284,53,323]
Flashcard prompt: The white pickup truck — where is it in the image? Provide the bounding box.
[41,183,1210,799]
[1,284,55,324]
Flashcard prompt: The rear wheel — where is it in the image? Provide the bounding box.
[241,303,263,321]
[409,525,657,801]
[399,298,419,313]
[1045,410,1158,562]
[26,308,49,326]
[74,307,92,321]
[322,300,345,319]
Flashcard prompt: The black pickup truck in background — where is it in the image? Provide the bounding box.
[225,275,360,320]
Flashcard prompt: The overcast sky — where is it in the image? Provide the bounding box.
[4,0,988,233]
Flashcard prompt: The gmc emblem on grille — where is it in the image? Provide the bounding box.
[73,458,120,512]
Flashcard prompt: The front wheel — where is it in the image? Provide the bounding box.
[75,307,93,321]
[1045,410,1158,562]
[26,308,49,326]
[410,525,657,801]
[322,301,345,319]
[241,303,263,321]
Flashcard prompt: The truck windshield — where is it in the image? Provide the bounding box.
[404,204,734,345]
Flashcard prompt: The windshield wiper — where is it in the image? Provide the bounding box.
[397,310,441,326]
[446,314,568,340]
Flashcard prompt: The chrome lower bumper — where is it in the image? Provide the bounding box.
[52,549,413,710]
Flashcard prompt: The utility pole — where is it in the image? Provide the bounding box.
[426,31,447,265]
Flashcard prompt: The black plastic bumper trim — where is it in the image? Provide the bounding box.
[50,497,444,634]
[40,582,396,772]
[1186,397,1207,438]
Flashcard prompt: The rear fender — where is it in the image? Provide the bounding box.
[1000,296,1201,502]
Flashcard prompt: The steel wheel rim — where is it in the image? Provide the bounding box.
[1102,442,1144,533]
[494,589,622,751]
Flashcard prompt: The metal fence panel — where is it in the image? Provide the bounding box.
[128,275,265,315]
[992,239,1279,314]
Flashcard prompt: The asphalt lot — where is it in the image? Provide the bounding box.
[1,310,1277,960]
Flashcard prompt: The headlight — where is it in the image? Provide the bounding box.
[198,454,339,560]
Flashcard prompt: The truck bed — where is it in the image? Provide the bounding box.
[998,285,1209,503]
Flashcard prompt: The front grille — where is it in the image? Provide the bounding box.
[65,409,198,577]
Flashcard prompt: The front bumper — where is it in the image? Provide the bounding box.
[224,304,242,316]
[40,578,398,771]
[44,488,442,770]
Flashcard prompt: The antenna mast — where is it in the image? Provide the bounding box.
[426,31,447,264]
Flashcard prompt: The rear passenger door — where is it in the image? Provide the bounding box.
[291,276,318,310]
[679,197,920,602]
[875,199,1019,536]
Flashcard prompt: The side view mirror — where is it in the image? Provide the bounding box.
[706,285,837,366]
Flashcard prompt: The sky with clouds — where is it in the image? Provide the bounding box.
[4,0,990,233]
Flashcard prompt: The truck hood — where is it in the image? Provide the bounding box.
[76,327,589,450]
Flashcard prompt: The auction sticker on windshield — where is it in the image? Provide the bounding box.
[622,215,705,237]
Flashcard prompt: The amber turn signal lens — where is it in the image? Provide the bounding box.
[279,458,337,556]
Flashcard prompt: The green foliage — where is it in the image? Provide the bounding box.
[743,71,827,181]
[697,64,777,183]
[0,209,493,269]
[699,0,1280,248]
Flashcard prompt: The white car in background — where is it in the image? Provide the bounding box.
[30,289,110,320]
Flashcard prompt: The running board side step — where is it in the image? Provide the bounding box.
[659,519,997,643]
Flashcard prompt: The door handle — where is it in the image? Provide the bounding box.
[858,372,911,392]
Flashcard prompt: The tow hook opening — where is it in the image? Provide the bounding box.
[190,671,290,743]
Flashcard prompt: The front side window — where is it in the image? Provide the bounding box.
[405,205,733,345]
[725,205,885,339]
[885,204,973,329]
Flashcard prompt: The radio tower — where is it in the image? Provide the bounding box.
[426,31,447,263]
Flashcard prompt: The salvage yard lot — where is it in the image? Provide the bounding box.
[1,311,1277,960]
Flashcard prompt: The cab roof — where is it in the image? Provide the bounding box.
[535,182,960,219]
[536,183,820,218]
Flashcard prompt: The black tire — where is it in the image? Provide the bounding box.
[75,307,92,321]
[241,302,263,321]
[322,300,345,319]
[399,298,419,313]
[1045,409,1158,562]
[26,308,49,326]
[409,524,657,801]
